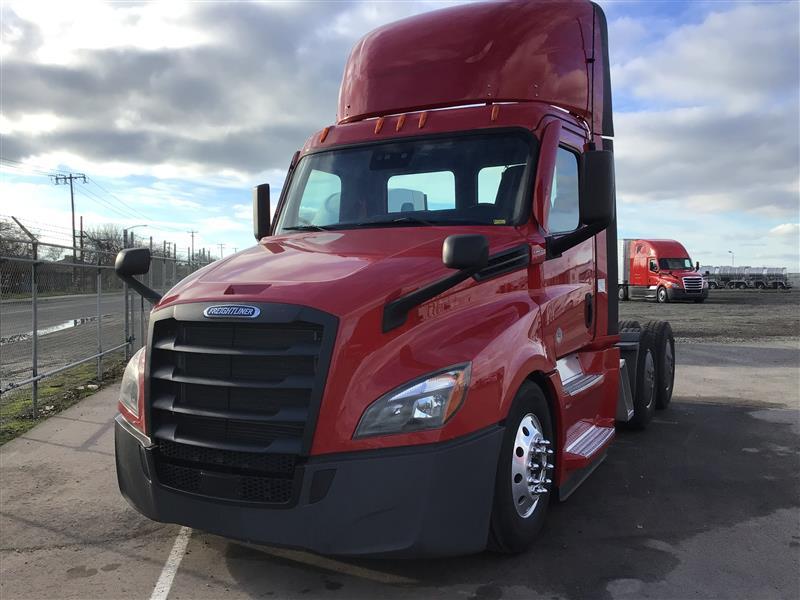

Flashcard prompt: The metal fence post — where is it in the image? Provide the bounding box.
[31,241,39,418]
[96,253,103,381]
[123,230,130,361]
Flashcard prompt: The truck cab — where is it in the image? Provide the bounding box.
[112,0,675,557]
[619,238,708,303]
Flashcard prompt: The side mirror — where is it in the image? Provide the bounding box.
[579,149,614,227]
[253,183,271,240]
[547,149,615,259]
[114,248,162,304]
[443,234,489,271]
[115,248,151,276]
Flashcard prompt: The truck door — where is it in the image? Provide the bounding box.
[541,135,595,357]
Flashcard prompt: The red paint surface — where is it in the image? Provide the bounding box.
[138,0,621,489]
[336,0,608,137]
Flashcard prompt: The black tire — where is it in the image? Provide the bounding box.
[626,325,658,429]
[619,319,641,332]
[644,321,675,410]
[737,282,747,290]
[489,382,554,554]
[709,282,718,289]
[656,286,669,303]
[693,298,705,303]
[755,282,765,290]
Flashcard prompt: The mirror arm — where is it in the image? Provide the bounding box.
[546,221,607,260]
[118,274,162,304]
[382,267,479,333]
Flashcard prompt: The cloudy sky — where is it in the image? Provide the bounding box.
[1,0,798,267]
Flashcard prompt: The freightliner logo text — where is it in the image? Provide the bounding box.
[203,305,261,318]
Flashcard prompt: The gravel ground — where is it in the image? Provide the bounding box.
[620,288,800,344]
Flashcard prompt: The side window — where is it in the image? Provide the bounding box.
[301,170,341,225]
[548,147,580,232]
[388,171,455,212]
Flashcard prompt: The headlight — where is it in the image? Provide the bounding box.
[119,348,146,419]
[354,364,471,438]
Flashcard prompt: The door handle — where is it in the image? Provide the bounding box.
[585,292,594,328]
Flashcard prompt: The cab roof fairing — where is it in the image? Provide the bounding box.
[336,0,613,138]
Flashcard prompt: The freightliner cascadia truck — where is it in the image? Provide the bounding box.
[618,238,708,303]
[113,0,677,557]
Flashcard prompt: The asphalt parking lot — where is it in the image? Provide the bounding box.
[1,295,799,599]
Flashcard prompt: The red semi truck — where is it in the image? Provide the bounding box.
[113,1,676,557]
[618,239,708,303]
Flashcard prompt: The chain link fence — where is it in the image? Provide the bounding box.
[1,236,211,419]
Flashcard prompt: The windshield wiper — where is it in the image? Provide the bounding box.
[282,225,331,232]
[357,215,434,227]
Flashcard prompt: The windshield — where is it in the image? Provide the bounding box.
[274,132,534,232]
[659,258,693,270]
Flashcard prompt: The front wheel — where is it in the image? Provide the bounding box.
[657,286,669,303]
[489,382,554,554]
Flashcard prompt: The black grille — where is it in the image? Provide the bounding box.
[147,305,336,505]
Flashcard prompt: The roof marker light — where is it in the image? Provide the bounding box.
[319,127,331,143]
[396,114,406,132]
[490,104,500,122]
[418,112,428,129]
[374,117,385,134]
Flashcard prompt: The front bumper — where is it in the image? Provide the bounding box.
[115,416,504,557]
[666,287,708,301]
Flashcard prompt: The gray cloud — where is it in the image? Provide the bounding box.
[3,0,799,229]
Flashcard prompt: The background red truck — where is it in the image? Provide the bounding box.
[112,0,676,557]
[618,238,708,303]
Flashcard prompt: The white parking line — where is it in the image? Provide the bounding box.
[150,527,192,600]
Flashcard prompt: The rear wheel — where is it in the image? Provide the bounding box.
[489,382,554,554]
[737,282,747,290]
[626,326,657,429]
[644,321,675,409]
[619,319,641,332]
[709,281,718,289]
[755,282,765,289]
[656,286,669,303]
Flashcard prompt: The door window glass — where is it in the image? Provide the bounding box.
[548,148,580,232]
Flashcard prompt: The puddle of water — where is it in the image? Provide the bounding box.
[0,314,116,345]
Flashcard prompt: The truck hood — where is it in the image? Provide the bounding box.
[156,227,526,317]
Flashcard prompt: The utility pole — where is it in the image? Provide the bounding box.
[218,243,225,258]
[51,173,86,263]
[188,230,198,266]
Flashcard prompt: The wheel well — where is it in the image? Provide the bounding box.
[524,371,560,451]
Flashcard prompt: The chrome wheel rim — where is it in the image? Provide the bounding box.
[511,414,553,518]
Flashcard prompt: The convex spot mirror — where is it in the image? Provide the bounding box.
[115,248,151,277]
[443,234,489,271]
